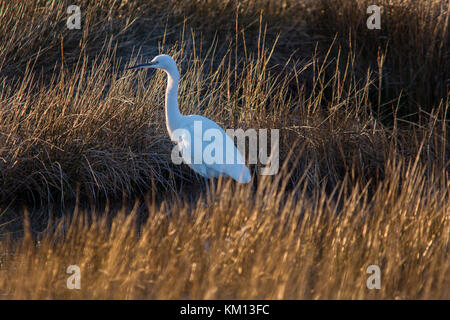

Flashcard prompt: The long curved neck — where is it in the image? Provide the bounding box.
[165,68,182,134]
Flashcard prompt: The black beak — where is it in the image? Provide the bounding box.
[127,62,156,70]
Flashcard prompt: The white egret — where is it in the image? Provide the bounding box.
[128,55,251,184]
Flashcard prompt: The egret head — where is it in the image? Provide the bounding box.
[128,54,178,76]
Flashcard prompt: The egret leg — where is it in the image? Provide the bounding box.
[210,178,216,199]
[204,177,210,204]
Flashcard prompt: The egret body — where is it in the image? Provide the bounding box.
[128,55,251,183]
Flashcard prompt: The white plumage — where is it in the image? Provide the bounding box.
[129,54,251,183]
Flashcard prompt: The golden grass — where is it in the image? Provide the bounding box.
[0,157,448,299]
[0,0,448,299]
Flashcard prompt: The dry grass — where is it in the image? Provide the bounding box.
[316,0,449,113]
[0,157,448,299]
[0,0,448,299]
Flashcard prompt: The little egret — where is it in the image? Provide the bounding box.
[128,55,251,184]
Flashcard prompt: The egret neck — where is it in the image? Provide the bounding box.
[164,66,182,135]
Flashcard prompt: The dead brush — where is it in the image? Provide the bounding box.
[315,0,449,113]
[0,152,448,299]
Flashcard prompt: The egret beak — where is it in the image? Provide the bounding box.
[127,62,156,70]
